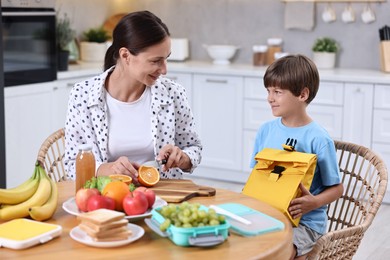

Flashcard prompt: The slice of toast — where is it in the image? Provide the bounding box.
[79,223,129,238]
[92,230,131,242]
[77,209,125,225]
[80,218,128,232]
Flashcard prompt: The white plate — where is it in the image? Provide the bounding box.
[70,223,144,248]
[62,196,167,221]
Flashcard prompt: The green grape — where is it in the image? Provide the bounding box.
[182,208,191,217]
[198,210,207,219]
[182,223,192,228]
[209,219,220,226]
[160,219,171,231]
[157,202,226,230]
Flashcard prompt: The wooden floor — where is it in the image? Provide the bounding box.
[186,175,390,260]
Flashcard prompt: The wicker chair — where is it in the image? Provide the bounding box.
[307,140,388,260]
[37,128,67,182]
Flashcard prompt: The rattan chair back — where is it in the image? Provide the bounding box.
[308,140,388,259]
[37,128,67,182]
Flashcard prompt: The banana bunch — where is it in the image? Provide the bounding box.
[0,163,58,221]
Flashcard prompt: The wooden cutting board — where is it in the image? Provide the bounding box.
[150,179,216,203]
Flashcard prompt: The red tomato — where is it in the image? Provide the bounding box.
[135,186,156,209]
[122,191,149,216]
[75,188,100,212]
[86,194,116,212]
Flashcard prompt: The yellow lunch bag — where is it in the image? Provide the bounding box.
[242,140,317,227]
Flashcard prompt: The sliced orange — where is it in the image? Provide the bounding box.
[138,165,160,187]
[109,174,132,185]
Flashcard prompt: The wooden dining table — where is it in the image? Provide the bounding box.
[2,180,293,260]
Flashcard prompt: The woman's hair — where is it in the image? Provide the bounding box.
[104,10,170,70]
[263,54,319,104]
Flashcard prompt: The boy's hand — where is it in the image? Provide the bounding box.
[288,183,317,219]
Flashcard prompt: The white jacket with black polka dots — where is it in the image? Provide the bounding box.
[64,67,202,180]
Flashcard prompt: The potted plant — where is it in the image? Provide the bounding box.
[80,27,110,62]
[312,37,339,69]
[56,13,75,71]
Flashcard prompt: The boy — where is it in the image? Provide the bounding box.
[250,54,343,260]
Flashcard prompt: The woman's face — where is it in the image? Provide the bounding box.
[128,37,171,86]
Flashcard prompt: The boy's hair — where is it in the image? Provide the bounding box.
[263,54,319,104]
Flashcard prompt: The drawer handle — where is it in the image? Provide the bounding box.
[206,79,228,84]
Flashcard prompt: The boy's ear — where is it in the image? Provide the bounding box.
[299,87,310,101]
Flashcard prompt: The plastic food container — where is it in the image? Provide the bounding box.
[145,205,230,247]
[0,219,62,250]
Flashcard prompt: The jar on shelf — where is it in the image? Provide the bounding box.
[75,144,96,193]
[266,38,283,65]
[252,45,268,66]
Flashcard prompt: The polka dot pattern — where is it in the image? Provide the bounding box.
[64,68,202,180]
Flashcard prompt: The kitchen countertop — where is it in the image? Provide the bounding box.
[58,60,390,85]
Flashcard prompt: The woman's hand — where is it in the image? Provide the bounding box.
[97,156,140,185]
[156,144,192,172]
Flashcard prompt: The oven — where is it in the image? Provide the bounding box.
[1,0,56,87]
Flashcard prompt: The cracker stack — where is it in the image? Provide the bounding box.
[77,209,131,242]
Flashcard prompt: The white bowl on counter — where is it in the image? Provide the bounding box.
[203,44,240,65]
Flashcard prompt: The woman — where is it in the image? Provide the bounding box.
[64,11,202,182]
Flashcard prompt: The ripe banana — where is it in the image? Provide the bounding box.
[0,165,51,221]
[29,173,58,221]
[0,167,39,204]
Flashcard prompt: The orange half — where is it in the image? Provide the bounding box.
[109,174,132,185]
[138,166,160,187]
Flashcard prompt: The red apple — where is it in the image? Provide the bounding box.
[86,194,116,212]
[135,187,156,208]
[75,188,100,212]
[122,191,149,216]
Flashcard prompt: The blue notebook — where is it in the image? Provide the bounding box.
[217,203,285,237]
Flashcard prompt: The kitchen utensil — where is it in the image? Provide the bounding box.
[145,205,230,247]
[103,13,126,39]
[203,44,239,65]
[215,203,285,237]
[0,219,62,250]
[168,38,189,61]
[361,4,376,24]
[209,205,252,225]
[149,179,216,203]
[341,3,355,23]
[322,3,336,23]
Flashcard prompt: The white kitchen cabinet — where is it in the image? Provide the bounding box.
[192,74,243,172]
[242,130,257,174]
[372,84,390,203]
[4,82,55,188]
[342,83,373,148]
[373,84,390,144]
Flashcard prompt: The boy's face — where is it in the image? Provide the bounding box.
[266,86,308,118]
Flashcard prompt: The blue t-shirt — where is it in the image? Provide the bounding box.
[250,118,341,234]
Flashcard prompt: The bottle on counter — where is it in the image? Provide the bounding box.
[252,45,268,66]
[75,143,96,193]
[266,38,283,65]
